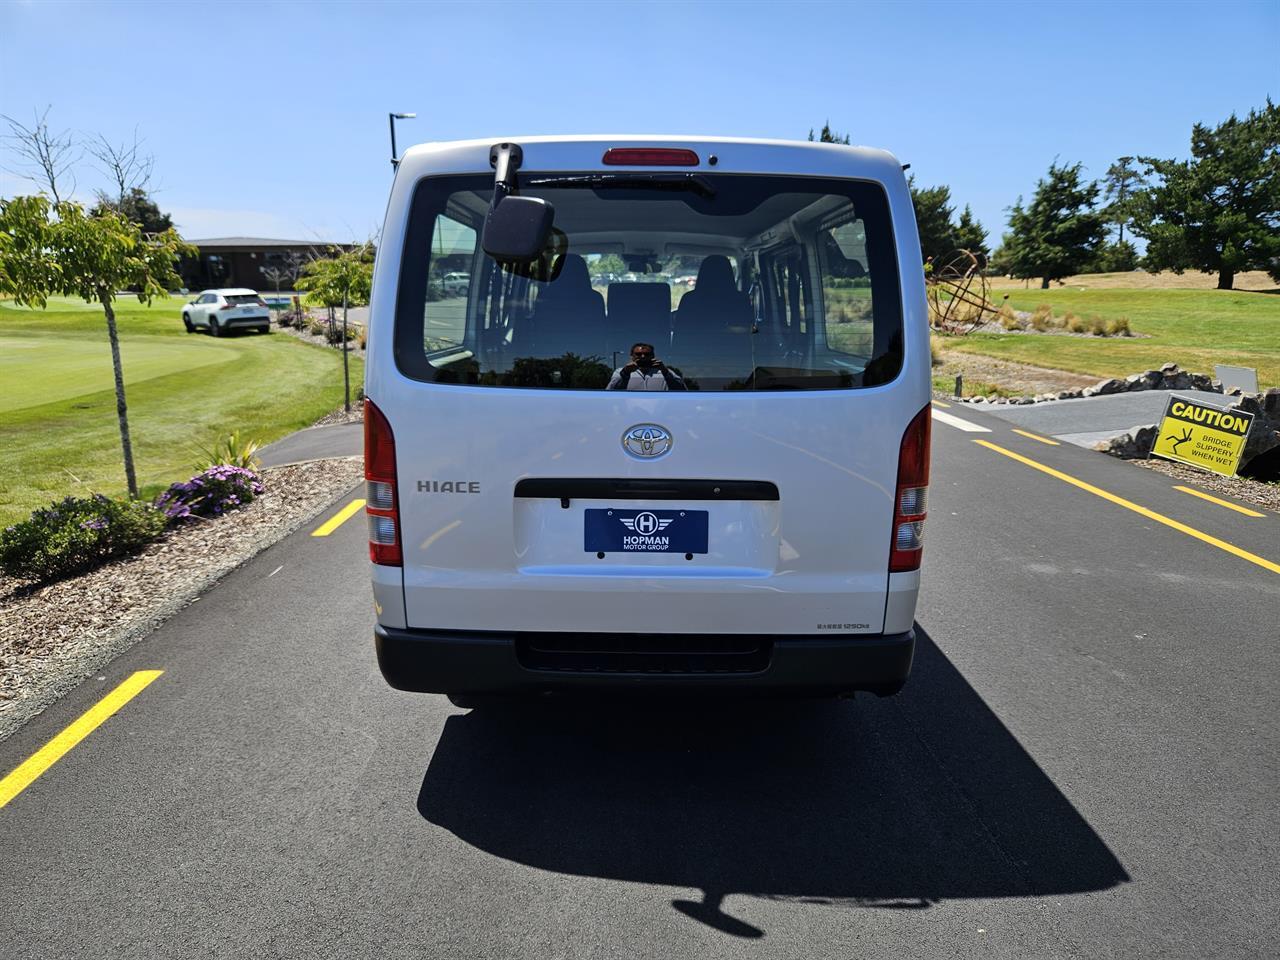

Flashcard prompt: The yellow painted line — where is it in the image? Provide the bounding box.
[1173,485,1265,518]
[932,399,951,408]
[312,498,366,537]
[973,440,1280,576]
[0,670,163,810]
[1012,428,1060,446]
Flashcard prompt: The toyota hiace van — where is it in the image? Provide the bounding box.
[365,136,930,701]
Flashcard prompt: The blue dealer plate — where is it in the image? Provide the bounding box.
[584,508,708,554]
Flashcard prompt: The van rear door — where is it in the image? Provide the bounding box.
[369,139,929,639]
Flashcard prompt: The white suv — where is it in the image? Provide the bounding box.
[183,288,271,336]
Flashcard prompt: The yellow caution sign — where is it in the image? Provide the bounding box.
[1151,395,1254,476]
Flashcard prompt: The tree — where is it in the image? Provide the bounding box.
[1131,100,1280,289]
[0,195,193,497]
[1094,239,1139,273]
[808,122,851,145]
[1,107,79,205]
[297,243,375,411]
[908,177,958,265]
[91,187,173,235]
[954,205,989,265]
[0,195,58,301]
[87,128,154,207]
[1003,161,1106,288]
[1101,156,1145,247]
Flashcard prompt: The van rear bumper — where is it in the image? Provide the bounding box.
[374,624,915,697]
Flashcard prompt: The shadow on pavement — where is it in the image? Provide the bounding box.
[416,626,1128,938]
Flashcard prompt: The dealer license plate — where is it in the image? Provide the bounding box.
[584,508,708,554]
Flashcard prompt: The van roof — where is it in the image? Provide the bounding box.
[396,136,904,182]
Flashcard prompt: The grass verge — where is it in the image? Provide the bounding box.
[0,297,364,525]
[948,288,1279,389]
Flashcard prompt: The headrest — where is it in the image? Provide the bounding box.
[553,253,591,288]
[607,282,671,317]
[695,255,736,293]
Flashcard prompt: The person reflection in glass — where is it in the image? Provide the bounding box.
[608,342,686,391]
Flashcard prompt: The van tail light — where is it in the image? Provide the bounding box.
[602,147,700,166]
[219,303,236,311]
[364,399,402,565]
[889,404,931,572]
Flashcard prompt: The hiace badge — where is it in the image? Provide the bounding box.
[584,509,709,554]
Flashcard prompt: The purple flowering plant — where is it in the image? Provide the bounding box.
[155,465,265,523]
[0,494,167,583]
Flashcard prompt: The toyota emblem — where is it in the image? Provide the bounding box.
[622,423,673,459]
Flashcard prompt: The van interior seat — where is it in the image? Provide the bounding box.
[528,254,605,357]
[672,255,754,370]
[607,282,672,352]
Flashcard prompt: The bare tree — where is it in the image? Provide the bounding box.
[1,106,80,204]
[87,127,154,206]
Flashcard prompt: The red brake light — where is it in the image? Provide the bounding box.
[889,404,931,573]
[364,399,401,566]
[602,148,700,167]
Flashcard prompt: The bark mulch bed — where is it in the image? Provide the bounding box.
[0,457,363,742]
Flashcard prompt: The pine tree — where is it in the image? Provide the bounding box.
[1132,100,1280,289]
[1004,162,1106,288]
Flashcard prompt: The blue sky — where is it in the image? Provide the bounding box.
[1,0,1276,244]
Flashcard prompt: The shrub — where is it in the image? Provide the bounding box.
[0,495,167,583]
[325,323,358,345]
[1029,304,1054,331]
[1089,314,1109,336]
[998,304,1021,330]
[194,431,262,471]
[155,465,265,523]
[1065,313,1088,333]
[307,319,329,338]
[929,334,943,367]
[1107,316,1132,337]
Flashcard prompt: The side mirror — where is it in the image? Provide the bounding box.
[482,195,555,263]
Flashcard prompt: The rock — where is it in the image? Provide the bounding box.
[1082,387,1098,398]
[1057,390,1075,400]
[1228,393,1280,467]
[971,395,987,403]
[1127,370,1161,391]
[1013,397,1033,405]
[991,397,1007,404]
[1094,424,1159,459]
[1161,362,1179,374]
[1095,378,1126,396]
[1188,373,1214,391]
[1163,371,1192,390]
[1211,379,1224,392]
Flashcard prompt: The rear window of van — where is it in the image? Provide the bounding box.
[394,174,902,390]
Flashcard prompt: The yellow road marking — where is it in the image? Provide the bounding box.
[0,670,163,810]
[1012,428,1060,446]
[312,498,366,537]
[1173,486,1265,518]
[932,399,951,408]
[973,440,1280,576]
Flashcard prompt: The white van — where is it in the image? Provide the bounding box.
[365,136,930,701]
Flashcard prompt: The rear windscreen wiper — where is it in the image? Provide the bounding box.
[525,173,718,199]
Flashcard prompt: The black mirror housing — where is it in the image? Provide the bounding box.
[482,196,555,263]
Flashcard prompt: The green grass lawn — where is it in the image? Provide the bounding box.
[945,288,1280,389]
[0,296,364,525]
